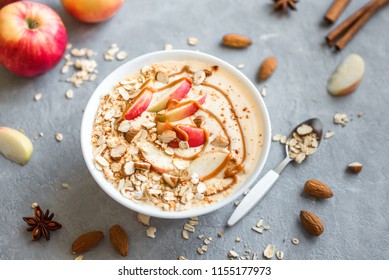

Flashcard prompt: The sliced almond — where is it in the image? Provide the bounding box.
[163,173,179,187]
[210,135,229,147]
[137,213,150,226]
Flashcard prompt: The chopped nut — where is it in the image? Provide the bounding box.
[55,133,63,142]
[263,244,275,259]
[218,231,223,238]
[159,130,176,143]
[34,92,42,101]
[333,113,348,126]
[178,255,186,260]
[193,116,205,127]
[116,51,128,61]
[178,141,190,149]
[187,37,198,46]
[348,162,363,173]
[163,173,179,187]
[125,128,141,143]
[211,135,229,147]
[193,70,206,85]
[137,213,150,226]
[156,70,169,84]
[164,43,173,50]
[123,161,135,175]
[61,182,70,189]
[134,162,151,171]
[164,147,175,156]
[110,145,126,159]
[324,130,335,139]
[228,250,239,258]
[146,227,156,238]
[65,89,74,99]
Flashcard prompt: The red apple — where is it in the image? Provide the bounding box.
[158,95,207,122]
[148,78,192,112]
[123,88,153,120]
[0,0,20,9]
[169,125,207,148]
[61,0,125,23]
[0,1,68,77]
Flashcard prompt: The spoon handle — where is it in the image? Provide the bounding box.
[227,170,279,227]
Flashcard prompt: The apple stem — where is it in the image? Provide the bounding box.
[26,18,39,30]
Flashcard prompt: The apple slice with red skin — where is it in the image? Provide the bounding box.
[169,125,207,148]
[148,78,192,112]
[158,95,206,123]
[122,88,153,120]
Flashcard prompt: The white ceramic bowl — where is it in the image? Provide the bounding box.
[81,50,271,219]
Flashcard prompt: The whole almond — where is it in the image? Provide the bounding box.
[109,224,129,257]
[300,210,324,236]
[72,231,104,254]
[304,179,333,199]
[222,34,252,48]
[258,56,277,81]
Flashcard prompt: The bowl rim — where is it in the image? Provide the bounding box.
[81,50,271,219]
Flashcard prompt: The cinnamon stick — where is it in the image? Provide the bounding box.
[326,0,376,45]
[335,0,389,49]
[325,0,351,24]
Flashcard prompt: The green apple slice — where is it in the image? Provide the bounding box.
[0,127,33,165]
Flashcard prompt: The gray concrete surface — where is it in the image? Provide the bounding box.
[1,0,388,260]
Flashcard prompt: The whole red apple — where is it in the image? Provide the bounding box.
[0,0,20,9]
[61,0,125,23]
[0,1,67,77]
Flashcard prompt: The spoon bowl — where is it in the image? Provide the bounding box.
[228,118,323,227]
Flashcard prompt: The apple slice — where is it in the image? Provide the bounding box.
[0,127,33,165]
[148,78,192,112]
[139,141,174,173]
[187,152,231,180]
[123,88,153,120]
[169,125,207,148]
[327,54,365,96]
[158,95,206,123]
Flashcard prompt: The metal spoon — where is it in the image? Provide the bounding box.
[227,118,323,227]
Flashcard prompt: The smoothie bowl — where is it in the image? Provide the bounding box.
[81,50,271,219]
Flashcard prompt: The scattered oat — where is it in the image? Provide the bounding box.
[237,64,245,69]
[137,213,150,226]
[146,227,156,238]
[324,130,335,139]
[164,43,173,50]
[357,112,364,118]
[31,202,38,208]
[198,234,205,239]
[187,37,199,46]
[61,182,70,189]
[65,89,74,99]
[263,244,275,259]
[74,255,84,260]
[333,113,348,126]
[276,250,284,260]
[55,133,63,142]
[234,200,241,206]
[34,92,42,101]
[218,231,223,238]
[252,253,259,260]
[204,237,212,245]
[104,43,119,61]
[182,230,190,240]
[197,248,204,255]
[38,132,44,137]
[201,245,208,252]
[272,134,285,142]
[256,219,264,228]
[287,125,318,164]
[116,51,128,61]
[178,256,186,260]
[228,250,239,258]
[188,220,198,226]
[261,87,267,97]
[291,238,299,245]
[184,223,195,233]
[252,226,263,234]
[235,237,241,242]
[190,216,198,221]
[243,189,250,195]
[264,225,271,230]
[297,124,313,136]
[193,70,206,85]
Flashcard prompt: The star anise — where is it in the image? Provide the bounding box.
[273,0,298,13]
[22,205,62,241]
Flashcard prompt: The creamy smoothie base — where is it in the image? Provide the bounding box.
[91,60,264,211]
